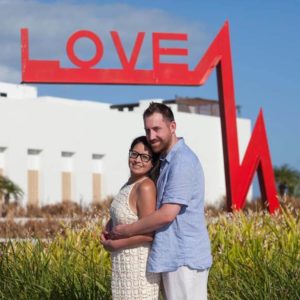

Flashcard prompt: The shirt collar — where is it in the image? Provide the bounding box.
[160,137,184,163]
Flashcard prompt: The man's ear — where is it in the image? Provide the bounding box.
[170,121,176,134]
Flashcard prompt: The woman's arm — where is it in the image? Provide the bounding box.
[101,233,153,251]
[101,220,153,251]
[101,178,157,251]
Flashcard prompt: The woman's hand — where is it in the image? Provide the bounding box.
[100,232,118,252]
[104,219,113,233]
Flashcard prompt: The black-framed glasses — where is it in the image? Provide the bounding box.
[129,150,152,163]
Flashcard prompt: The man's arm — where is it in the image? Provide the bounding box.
[111,203,181,238]
[100,232,153,252]
[101,178,160,249]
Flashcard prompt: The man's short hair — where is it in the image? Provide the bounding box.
[143,102,175,122]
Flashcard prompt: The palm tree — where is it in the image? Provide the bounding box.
[273,164,300,197]
[0,175,24,204]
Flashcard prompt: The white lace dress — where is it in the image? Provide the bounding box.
[110,182,160,300]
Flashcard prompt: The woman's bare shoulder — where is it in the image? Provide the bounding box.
[136,178,157,215]
[136,177,156,194]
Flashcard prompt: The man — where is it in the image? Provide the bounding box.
[112,102,212,300]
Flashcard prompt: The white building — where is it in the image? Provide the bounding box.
[0,82,251,207]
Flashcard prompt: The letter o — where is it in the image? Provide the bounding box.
[66,30,103,69]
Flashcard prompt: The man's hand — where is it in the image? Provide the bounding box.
[110,224,132,239]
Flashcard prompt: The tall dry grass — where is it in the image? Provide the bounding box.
[0,198,299,299]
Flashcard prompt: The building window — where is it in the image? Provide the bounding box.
[92,154,104,204]
[0,92,7,98]
[62,151,74,158]
[92,154,104,160]
[61,151,75,202]
[28,149,42,155]
[27,149,42,207]
[0,147,7,176]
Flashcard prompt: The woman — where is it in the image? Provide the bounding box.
[101,136,160,300]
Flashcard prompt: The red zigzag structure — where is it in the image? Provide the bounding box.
[195,22,279,212]
[21,21,280,213]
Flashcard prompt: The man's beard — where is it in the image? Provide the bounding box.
[151,138,171,155]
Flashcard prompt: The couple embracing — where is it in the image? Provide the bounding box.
[101,102,212,300]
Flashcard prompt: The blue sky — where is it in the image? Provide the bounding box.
[0,0,299,172]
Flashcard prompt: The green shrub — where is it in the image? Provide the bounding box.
[208,208,300,299]
[0,220,111,300]
[0,206,299,299]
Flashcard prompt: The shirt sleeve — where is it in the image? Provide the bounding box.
[161,154,196,207]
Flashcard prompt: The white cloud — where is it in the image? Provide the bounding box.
[0,0,208,83]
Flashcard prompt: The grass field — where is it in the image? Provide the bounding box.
[0,200,299,299]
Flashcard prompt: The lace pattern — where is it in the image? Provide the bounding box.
[110,182,160,300]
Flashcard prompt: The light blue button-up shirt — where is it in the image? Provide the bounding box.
[147,138,212,273]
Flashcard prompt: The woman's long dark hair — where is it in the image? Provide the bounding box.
[130,136,160,183]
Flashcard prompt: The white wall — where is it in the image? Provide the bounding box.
[0,82,37,99]
[0,82,252,206]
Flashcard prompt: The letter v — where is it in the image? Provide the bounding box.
[111,32,145,70]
